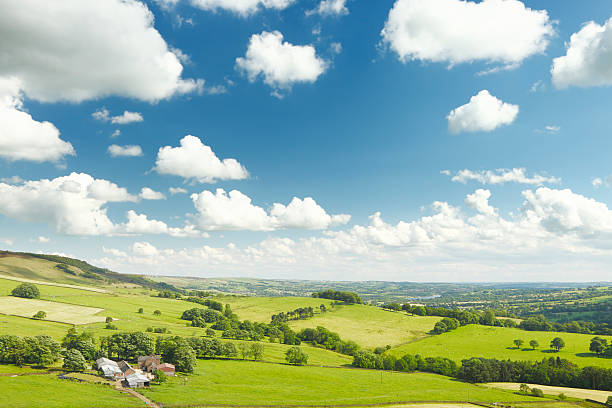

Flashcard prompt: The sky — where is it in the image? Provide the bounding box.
[2,0,612,282]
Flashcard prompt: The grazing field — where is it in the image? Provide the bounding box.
[289,304,441,348]
[0,296,106,324]
[215,295,335,322]
[387,325,612,369]
[0,254,99,287]
[141,359,537,406]
[484,383,612,403]
[0,313,71,339]
[0,374,142,408]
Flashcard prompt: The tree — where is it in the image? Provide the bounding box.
[238,343,250,360]
[531,388,544,398]
[26,335,61,367]
[171,344,196,373]
[513,339,524,349]
[32,311,46,320]
[153,369,167,384]
[590,337,608,356]
[250,343,264,361]
[63,349,87,372]
[205,328,216,337]
[153,310,162,316]
[529,340,539,350]
[138,308,144,314]
[62,328,96,360]
[11,283,40,299]
[105,317,113,323]
[285,347,308,365]
[606,396,612,408]
[550,337,565,352]
[519,384,530,394]
[220,342,237,358]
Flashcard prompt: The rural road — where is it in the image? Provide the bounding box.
[114,380,160,407]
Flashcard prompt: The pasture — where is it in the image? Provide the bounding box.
[484,383,612,404]
[0,297,106,325]
[387,325,612,369]
[140,359,537,406]
[289,304,441,348]
[0,374,141,408]
[215,295,335,322]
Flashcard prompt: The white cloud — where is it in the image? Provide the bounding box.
[37,236,50,243]
[236,31,327,95]
[122,210,205,238]
[132,241,159,257]
[381,0,553,69]
[93,109,144,124]
[190,0,295,16]
[330,42,343,54]
[552,17,612,89]
[169,187,188,195]
[0,173,132,235]
[447,90,518,134]
[0,239,14,247]
[139,187,166,200]
[111,130,121,139]
[0,176,23,184]
[97,187,612,281]
[154,135,248,183]
[448,168,560,185]
[593,178,603,188]
[0,77,75,162]
[108,145,143,158]
[545,125,560,133]
[308,0,348,17]
[190,188,350,231]
[0,0,201,103]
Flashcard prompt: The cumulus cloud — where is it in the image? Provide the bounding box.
[139,187,166,200]
[190,0,295,16]
[236,31,327,95]
[0,77,75,162]
[447,90,518,134]
[96,187,612,281]
[308,0,348,17]
[593,178,604,188]
[190,188,350,231]
[448,168,560,185]
[381,0,553,69]
[37,236,50,243]
[154,135,248,183]
[93,108,144,124]
[0,0,201,103]
[108,145,143,158]
[0,172,204,237]
[552,17,612,89]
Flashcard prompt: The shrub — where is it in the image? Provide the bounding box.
[558,393,567,400]
[32,311,46,320]
[11,283,40,299]
[606,396,612,407]
[105,317,113,323]
[153,369,167,384]
[285,347,308,365]
[205,328,216,337]
[153,310,162,316]
[531,388,544,398]
[138,308,144,314]
[519,384,530,394]
[105,323,118,330]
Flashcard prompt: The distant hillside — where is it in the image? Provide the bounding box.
[0,250,179,292]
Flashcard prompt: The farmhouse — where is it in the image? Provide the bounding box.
[96,357,123,379]
[138,354,175,376]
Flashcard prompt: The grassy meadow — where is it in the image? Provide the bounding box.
[215,295,335,322]
[140,359,538,406]
[289,304,441,348]
[387,325,612,368]
[0,374,142,408]
[0,297,105,324]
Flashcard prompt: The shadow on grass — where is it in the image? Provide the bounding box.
[576,352,612,359]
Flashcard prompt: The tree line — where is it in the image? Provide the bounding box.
[271,306,318,323]
[311,289,362,304]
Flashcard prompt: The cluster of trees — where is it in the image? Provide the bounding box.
[271,307,315,323]
[458,356,612,391]
[311,289,361,304]
[590,337,612,357]
[11,283,40,299]
[181,305,302,345]
[0,334,61,367]
[432,317,460,334]
[520,315,612,336]
[99,332,155,361]
[352,351,457,376]
[512,337,565,351]
[285,347,308,365]
[296,326,359,356]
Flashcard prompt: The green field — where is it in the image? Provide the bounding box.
[289,305,441,349]
[141,359,538,406]
[387,325,612,368]
[0,297,106,324]
[0,374,141,408]
[0,255,103,287]
[214,295,335,322]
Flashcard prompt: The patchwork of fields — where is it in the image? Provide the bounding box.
[0,297,106,325]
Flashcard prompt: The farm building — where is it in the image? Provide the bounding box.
[96,357,123,379]
[138,355,175,376]
[118,360,136,376]
[125,372,150,388]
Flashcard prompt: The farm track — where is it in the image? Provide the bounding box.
[0,274,108,293]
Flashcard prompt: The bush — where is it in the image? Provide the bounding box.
[205,328,216,337]
[105,323,118,330]
[153,310,162,316]
[519,384,530,394]
[138,308,144,314]
[63,349,87,372]
[11,283,40,299]
[105,317,113,323]
[531,388,544,398]
[32,311,46,320]
[285,347,308,365]
[606,396,612,407]
[153,369,167,384]
[558,393,567,400]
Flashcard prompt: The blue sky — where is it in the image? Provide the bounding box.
[2,0,612,281]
